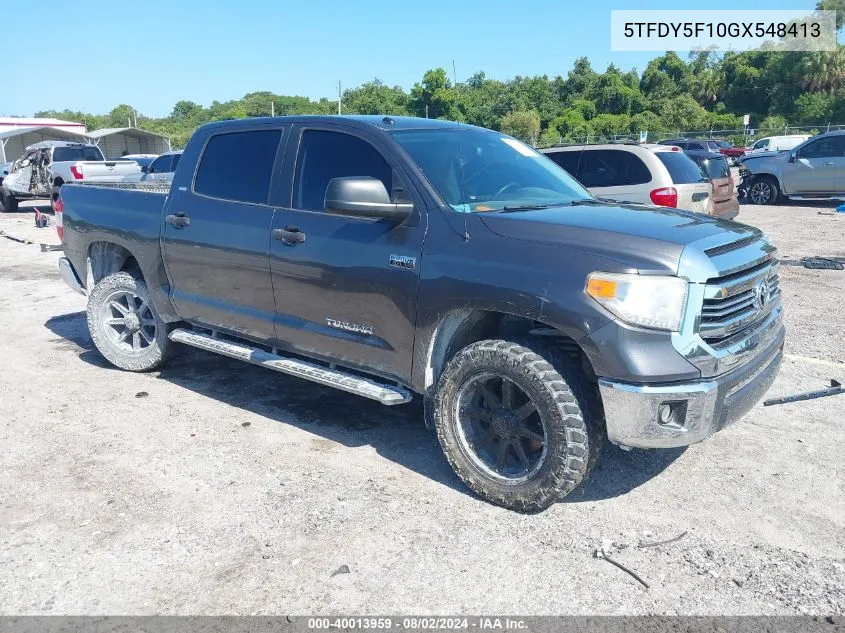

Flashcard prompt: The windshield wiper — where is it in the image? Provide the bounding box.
[500,204,553,211]
[567,198,610,206]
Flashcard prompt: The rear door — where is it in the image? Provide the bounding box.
[161,125,286,344]
[783,135,845,193]
[577,149,653,204]
[653,150,712,213]
[143,154,173,183]
[268,124,426,383]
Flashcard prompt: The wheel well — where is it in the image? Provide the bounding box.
[53,177,64,188]
[87,242,141,285]
[425,310,597,395]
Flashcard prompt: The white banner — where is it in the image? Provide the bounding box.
[610,10,837,52]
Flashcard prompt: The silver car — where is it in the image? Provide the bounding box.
[739,131,845,204]
[122,150,183,185]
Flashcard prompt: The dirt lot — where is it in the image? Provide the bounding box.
[0,200,843,616]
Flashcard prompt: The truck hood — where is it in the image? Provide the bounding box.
[740,150,788,163]
[478,202,759,274]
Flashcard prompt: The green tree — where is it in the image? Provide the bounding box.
[342,79,409,115]
[409,68,461,119]
[500,110,541,145]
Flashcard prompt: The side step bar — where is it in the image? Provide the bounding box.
[169,328,412,406]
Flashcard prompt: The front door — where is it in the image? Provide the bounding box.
[268,125,426,383]
[162,125,285,344]
[782,135,845,194]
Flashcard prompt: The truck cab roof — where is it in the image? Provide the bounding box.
[197,115,472,135]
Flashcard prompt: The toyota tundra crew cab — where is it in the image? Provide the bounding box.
[55,116,785,512]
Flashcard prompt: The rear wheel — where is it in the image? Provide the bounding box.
[86,271,173,372]
[434,339,602,513]
[748,176,780,205]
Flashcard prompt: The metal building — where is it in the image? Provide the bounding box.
[0,126,89,163]
[84,128,171,159]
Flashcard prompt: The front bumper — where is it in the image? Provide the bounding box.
[598,324,784,449]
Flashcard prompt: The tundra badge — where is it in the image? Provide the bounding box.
[326,319,374,336]
[389,254,416,270]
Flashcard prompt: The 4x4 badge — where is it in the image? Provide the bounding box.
[389,255,416,270]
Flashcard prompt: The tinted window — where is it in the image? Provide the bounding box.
[148,155,172,174]
[294,130,398,211]
[693,155,730,180]
[578,150,651,188]
[715,141,732,149]
[53,146,103,162]
[194,129,282,204]
[545,150,582,177]
[798,136,845,159]
[655,151,709,184]
[687,142,705,151]
[706,141,721,151]
[753,139,769,150]
[171,153,182,171]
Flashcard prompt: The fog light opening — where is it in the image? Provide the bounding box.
[658,401,687,429]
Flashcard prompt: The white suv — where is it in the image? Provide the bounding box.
[540,143,713,213]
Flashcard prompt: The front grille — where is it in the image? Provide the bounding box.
[700,260,780,343]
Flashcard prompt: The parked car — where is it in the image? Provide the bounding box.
[540,143,712,213]
[659,138,722,153]
[712,140,746,165]
[744,135,812,156]
[687,152,739,220]
[55,116,783,512]
[116,154,158,170]
[0,141,140,212]
[738,131,845,204]
[134,150,183,185]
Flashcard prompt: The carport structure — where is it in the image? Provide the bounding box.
[85,128,171,159]
[0,127,88,163]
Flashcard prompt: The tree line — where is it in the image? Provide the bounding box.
[33,18,845,149]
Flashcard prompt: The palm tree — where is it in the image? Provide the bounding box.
[800,49,845,93]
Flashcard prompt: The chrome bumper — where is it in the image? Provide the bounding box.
[598,324,784,449]
[59,257,86,296]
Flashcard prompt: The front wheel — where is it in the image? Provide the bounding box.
[86,271,174,372]
[434,340,602,512]
[748,176,781,205]
[0,189,18,213]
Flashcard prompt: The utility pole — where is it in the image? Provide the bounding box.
[452,59,457,86]
[338,80,342,115]
[425,104,429,119]
[271,101,275,117]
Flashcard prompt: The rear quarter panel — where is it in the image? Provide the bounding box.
[60,184,178,320]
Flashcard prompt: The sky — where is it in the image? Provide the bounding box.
[1,0,824,118]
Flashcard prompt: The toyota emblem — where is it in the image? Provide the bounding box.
[753,279,770,312]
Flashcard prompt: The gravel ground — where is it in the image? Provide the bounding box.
[0,200,843,616]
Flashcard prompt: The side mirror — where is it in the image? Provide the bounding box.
[141,165,149,173]
[788,152,797,163]
[324,176,412,222]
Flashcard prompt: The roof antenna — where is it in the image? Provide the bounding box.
[458,135,469,241]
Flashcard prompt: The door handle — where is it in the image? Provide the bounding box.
[824,162,834,166]
[273,226,306,245]
[165,212,190,228]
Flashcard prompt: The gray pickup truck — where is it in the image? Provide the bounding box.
[739,130,845,204]
[55,116,785,512]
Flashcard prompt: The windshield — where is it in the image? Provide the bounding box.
[655,151,710,184]
[693,155,730,180]
[391,128,591,212]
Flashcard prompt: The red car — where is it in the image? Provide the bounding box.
[712,140,745,165]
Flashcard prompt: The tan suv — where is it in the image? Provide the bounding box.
[540,143,713,214]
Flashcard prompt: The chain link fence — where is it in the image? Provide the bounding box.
[540,123,845,148]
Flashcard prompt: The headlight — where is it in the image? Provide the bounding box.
[585,272,688,331]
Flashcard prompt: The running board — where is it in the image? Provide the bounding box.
[169,329,412,406]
